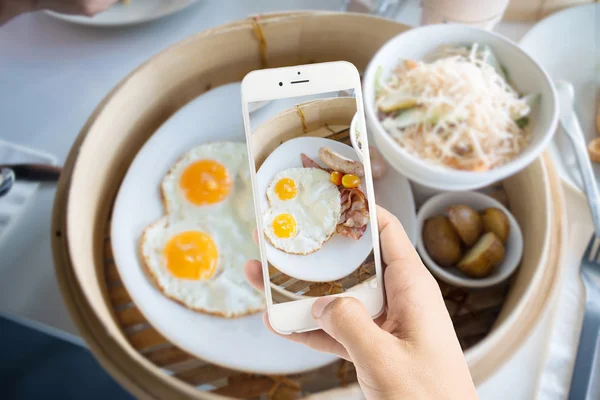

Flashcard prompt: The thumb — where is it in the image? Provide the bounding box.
[312,296,384,364]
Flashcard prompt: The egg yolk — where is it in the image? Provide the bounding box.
[180,160,232,205]
[272,214,297,239]
[274,178,297,200]
[163,231,218,280]
[342,174,361,188]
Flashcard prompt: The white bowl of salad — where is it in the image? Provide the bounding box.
[363,24,558,191]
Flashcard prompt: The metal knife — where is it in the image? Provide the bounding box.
[0,163,62,182]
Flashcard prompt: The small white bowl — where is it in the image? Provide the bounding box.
[363,24,558,191]
[416,191,523,289]
[349,113,364,162]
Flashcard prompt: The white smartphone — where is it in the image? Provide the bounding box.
[241,61,384,334]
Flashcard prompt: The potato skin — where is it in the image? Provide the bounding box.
[588,138,600,163]
[481,208,510,243]
[446,205,483,246]
[422,216,462,267]
[457,232,505,278]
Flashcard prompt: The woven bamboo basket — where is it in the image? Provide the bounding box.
[51,12,566,399]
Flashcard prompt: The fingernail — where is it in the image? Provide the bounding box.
[312,297,336,319]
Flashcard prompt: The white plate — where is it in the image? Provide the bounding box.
[519,4,600,192]
[46,0,200,27]
[257,137,374,282]
[111,83,336,374]
[263,138,417,298]
[268,140,418,296]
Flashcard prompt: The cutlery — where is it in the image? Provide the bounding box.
[0,168,15,197]
[0,163,62,182]
[556,80,600,237]
[0,164,61,198]
[569,235,600,400]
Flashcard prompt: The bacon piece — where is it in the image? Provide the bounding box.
[300,153,323,169]
[337,187,370,240]
[337,223,368,240]
[300,153,332,173]
[299,153,369,239]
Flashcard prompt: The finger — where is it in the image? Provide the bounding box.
[376,205,421,267]
[244,259,264,292]
[376,206,436,311]
[312,296,385,364]
[262,313,350,360]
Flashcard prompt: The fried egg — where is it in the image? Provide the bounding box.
[140,141,262,317]
[161,142,254,225]
[263,168,341,255]
[141,216,264,317]
[233,163,256,229]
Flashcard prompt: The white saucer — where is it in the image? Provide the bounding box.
[257,137,374,282]
[46,0,199,27]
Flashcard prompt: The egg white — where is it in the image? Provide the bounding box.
[233,163,256,232]
[140,215,264,317]
[263,168,341,255]
[141,141,262,317]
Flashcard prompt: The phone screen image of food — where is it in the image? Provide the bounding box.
[248,90,380,304]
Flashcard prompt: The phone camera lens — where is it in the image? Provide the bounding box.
[279,82,283,86]
[297,71,301,75]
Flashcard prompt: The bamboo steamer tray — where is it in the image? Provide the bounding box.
[51,11,565,399]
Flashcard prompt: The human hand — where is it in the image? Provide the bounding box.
[1,0,119,24]
[245,205,478,400]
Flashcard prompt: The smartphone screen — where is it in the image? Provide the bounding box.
[243,69,383,326]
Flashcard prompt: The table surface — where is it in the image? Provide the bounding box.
[0,1,557,398]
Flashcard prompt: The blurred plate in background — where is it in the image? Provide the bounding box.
[519,4,600,192]
[46,0,201,27]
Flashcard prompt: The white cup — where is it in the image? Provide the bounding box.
[421,0,510,31]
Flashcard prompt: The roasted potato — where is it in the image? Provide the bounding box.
[481,208,510,243]
[457,232,505,278]
[422,216,462,267]
[446,205,483,246]
[588,138,600,163]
